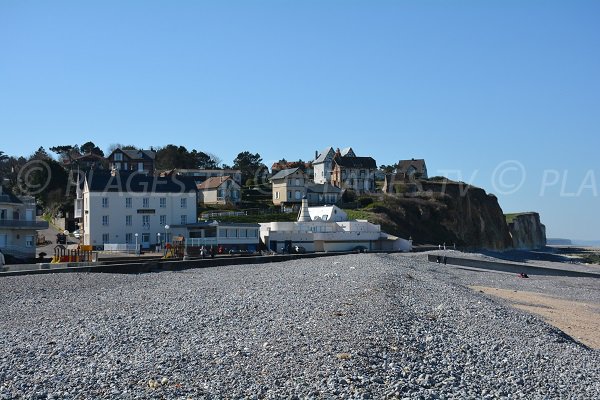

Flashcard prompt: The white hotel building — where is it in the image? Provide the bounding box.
[78,171,198,249]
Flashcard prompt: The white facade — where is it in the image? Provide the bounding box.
[313,147,335,184]
[260,202,412,253]
[0,190,47,259]
[82,180,197,249]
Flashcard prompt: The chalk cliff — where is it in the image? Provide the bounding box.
[507,212,547,250]
[364,181,514,250]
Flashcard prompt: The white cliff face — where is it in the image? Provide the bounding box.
[508,213,547,250]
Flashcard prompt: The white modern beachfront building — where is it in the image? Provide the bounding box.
[260,198,412,253]
[78,171,198,249]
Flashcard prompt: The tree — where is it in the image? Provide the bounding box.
[49,145,78,162]
[380,164,397,174]
[80,141,105,157]
[190,150,219,169]
[107,143,138,153]
[233,152,263,185]
[19,150,69,210]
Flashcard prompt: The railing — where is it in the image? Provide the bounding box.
[103,243,140,253]
[0,219,49,229]
[202,211,247,219]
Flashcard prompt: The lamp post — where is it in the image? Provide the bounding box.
[134,233,139,256]
[157,232,161,252]
[164,225,170,245]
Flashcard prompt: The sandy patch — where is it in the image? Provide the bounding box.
[471,286,600,350]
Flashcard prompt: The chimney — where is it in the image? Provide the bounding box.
[315,150,319,160]
[297,196,311,222]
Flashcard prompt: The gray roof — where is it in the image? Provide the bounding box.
[396,159,427,174]
[0,186,23,204]
[334,156,377,169]
[340,147,355,157]
[85,171,197,193]
[307,183,342,194]
[270,168,301,181]
[122,149,156,160]
[313,147,334,164]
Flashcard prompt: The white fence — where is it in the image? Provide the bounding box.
[103,243,140,253]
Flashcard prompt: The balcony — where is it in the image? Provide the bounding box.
[0,219,49,229]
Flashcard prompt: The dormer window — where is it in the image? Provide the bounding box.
[114,153,123,161]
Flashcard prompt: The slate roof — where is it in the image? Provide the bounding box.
[396,159,427,174]
[340,147,355,157]
[270,168,301,181]
[306,183,342,194]
[85,171,197,193]
[197,176,235,190]
[0,186,23,204]
[313,147,334,164]
[122,149,156,160]
[334,156,377,169]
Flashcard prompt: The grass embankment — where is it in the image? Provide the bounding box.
[209,213,298,224]
[505,212,537,224]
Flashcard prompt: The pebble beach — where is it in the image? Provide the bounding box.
[1,253,599,399]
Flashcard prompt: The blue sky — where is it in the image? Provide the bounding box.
[1,1,599,240]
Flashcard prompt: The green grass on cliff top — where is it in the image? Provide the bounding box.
[504,211,531,224]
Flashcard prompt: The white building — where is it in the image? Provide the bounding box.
[79,171,198,249]
[260,198,411,253]
[0,186,48,260]
[169,221,260,254]
[313,147,336,184]
[197,176,241,205]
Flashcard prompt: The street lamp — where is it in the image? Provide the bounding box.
[164,225,170,244]
[134,233,139,255]
[157,232,161,252]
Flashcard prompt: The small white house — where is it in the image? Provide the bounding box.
[197,176,241,205]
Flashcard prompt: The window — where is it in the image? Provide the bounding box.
[275,191,280,200]
[25,235,34,247]
[138,162,144,172]
[228,229,237,238]
[232,190,239,199]
[102,233,110,243]
[102,197,109,208]
[102,215,109,226]
[239,229,247,238]
[142,215,150,229]
[114,162,121,170]
[295,178,300,186]
[180,198,187,208]
[114,152,123,161]
[180,215,187,225]
[288,191,292,200]
[160,198,166,208]
[125,198,132,208]
[142,233,150,243]
[288,179,292,186]
[143,198,150,208]
[126,215,132,226]
[219,229,227,238]
[160,215,167,226]
[295,190,302,200]
[125,233,133,244]
[249,229,258,238]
